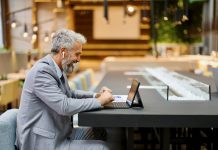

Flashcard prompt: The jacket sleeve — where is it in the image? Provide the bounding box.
[71,89,95,99]
[33,69,101,116]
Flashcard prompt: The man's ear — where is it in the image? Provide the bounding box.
[62,52,65,58]
[60,48,66,58]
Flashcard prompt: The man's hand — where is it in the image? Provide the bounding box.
[100,86,112,93]
[94,93,101,98]
[97,91,114,106]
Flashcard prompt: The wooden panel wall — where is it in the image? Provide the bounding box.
[74,3,151,59]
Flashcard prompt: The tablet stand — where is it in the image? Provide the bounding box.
[131,91,144,108]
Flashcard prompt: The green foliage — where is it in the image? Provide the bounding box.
[189,0,207,3]
[156,20,182,43]
[154,2,203,44]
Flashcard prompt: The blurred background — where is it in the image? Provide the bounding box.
[1,0,218,107]
[1,0,217,72]
[1,1,218,150]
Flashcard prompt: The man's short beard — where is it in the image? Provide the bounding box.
[62,57,75,74]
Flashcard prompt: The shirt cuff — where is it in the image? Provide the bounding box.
[93,93,97,98]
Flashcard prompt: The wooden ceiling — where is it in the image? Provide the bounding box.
[34,0,159,5]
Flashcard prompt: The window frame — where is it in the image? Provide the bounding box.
[0,0,4,48]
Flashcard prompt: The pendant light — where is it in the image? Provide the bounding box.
[23,23,28,38]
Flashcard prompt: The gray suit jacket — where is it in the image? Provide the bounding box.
[16,55,101,150]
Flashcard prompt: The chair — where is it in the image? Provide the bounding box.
[68,69,97,92]
[84,70,91,90]
[78,74,88,91]
[68,81,76,90]
[84,69,95,91]
[0,79,20,106]
[72,77,83,90]
[0,109,18,150]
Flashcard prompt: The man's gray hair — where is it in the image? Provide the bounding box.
[51,29,86,54]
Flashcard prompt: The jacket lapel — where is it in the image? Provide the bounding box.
[41,55,71,97]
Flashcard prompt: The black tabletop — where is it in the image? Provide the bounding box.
[78,71,218,128]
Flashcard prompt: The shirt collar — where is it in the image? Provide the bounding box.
[50,55,63,79]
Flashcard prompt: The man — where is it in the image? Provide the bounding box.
[16,29,114,150]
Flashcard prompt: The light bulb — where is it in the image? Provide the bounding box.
[51,32,55,38]
[163,16,168,21]
[23,32,28,38]
[32,34,37,40]
[182,15,189,22]
[23,24,28,38]
[142,17,149,22]
[31,34,37,44]
[126,5,137,16]
[33,25,38,32]
[127,5,134,13]
[44,36,49,42]
[11,21,17,28]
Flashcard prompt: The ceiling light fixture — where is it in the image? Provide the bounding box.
[163,0,168,21]
[181,0,189,22]
[126,4,137,16]
[10,13,17,28]
[11,20,17,28]
[103,0,109,23]
[23,24,28,38]
[33,24,38,32]
[142,0,149,22]
[44,32,49,42]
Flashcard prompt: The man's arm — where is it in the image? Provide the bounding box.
[70,89,95,99]
[34,69,101,116]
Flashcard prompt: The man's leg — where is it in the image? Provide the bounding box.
[69,127,109,150]
[69,140,109,150]
[71,127,107,140]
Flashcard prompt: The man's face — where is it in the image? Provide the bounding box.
[61,41,82,74]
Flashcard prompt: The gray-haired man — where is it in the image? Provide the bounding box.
[16,29,114,150]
